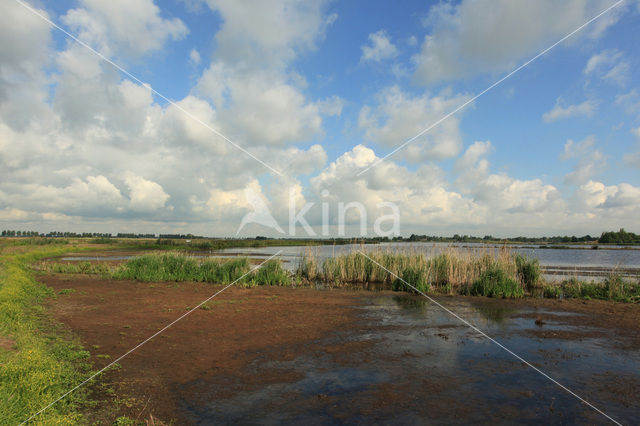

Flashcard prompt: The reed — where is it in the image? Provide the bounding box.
[297,246,533,297]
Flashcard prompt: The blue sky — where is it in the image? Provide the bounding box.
[0,0,639,237]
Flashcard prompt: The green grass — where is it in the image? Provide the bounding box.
[468,267,524,298]
[0,244,92,424]
[112,254,250,283]
[111,253,291,287]
[514,254,541,290]
[393,266,430,294]
[543,275,640,302]
[245,260,291,287]
[46,261,112,276]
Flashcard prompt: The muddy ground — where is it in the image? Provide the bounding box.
[41,274,640,424]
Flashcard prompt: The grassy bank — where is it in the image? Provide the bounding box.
[0,243,92,424]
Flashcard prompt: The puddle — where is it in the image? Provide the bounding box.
[178,294,640,424]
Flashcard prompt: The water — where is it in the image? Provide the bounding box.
[178,294,640,424]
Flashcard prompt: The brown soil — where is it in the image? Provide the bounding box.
[40,274,640,424]
[41,274,369,423]
[0,336,16,351]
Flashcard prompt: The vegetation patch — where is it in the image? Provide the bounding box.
[547,276,640,303]
[298,247,530,297]
[0,244,92,424]
[468,267,524,298]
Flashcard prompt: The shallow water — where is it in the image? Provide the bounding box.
[177,294,640,424]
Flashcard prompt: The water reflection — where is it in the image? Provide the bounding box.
[179,293,640,424]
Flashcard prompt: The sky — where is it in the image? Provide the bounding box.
[0,0,639,238]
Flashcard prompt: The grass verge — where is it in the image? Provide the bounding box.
[0,243,92,424]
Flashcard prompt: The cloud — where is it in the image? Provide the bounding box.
[578,181,640,211]
[454,141,493,190]
[455,141,493,171]
[198,0,334,69]
[316,95,344,117]
[0,1,52,130]
[193,1,338,146]
[561,136,605,185]
[413,0,625,85]
[543,99,596,122]
[583,49,629,86]
[125,175,170,212]
[361,30,398,62]
[615,89,640,117]
[305,144,575,235]
[197,68,325,146]
[62,0,188,57]
[189,48,201,65]
[623,127,640,168]
[310,145,484,231]
[358,86,471,162]
[1,0,638,237]
[451,142,564,215]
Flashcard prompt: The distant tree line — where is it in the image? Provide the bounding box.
[599,228,640,244]
[158,234,203,239]
[1,231,154,238]
[404,233,602,243]
[1,230,42,237]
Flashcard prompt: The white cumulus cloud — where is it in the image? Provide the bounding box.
[361,30,398,62]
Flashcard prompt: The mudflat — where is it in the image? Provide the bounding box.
[41,274,640,424]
